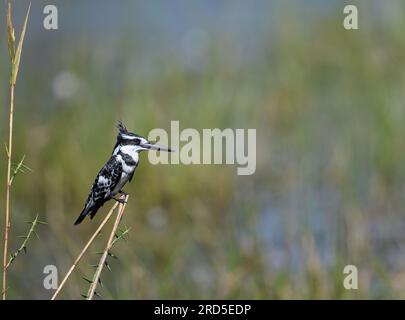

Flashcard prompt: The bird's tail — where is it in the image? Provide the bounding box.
[74,207,89,225]
[74,201,103,225]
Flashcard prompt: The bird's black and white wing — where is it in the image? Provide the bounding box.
[74,156,122,225]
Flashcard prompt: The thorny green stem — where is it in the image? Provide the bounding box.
[6,214,46,268]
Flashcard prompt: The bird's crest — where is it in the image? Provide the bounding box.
[117,121,128,135]
[116,121,140,143]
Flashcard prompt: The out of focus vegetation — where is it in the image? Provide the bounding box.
[0,0,404,299]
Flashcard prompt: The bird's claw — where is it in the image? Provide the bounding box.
[113,197,127,204]
[119,190,129,196]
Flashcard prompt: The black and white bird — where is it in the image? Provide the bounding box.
[74,122,172,225]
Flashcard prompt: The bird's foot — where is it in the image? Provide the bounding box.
[113,197,127,204]
[119,190,129,196]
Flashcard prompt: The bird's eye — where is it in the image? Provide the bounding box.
[134,139,141,145]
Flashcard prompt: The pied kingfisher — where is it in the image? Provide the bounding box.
[74,122,172,225]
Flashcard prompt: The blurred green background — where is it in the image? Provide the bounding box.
[0,0,404,299]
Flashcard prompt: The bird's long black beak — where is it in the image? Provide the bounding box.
[142,142,173,152]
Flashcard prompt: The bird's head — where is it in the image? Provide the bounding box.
[113,121,172,155]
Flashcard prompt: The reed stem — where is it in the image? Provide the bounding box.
[51,198,125,300]
[87,195,128,300]
[2,83,15,300]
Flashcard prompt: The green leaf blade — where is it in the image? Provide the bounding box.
[12,2,31,84]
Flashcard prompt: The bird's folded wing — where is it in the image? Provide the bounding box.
[91,155,123,201]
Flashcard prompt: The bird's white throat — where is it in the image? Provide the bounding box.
[118,145,139,163]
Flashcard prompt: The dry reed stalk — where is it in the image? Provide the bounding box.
[2,1,31,300]
[86,195,129,300]
[51,197,126,300]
